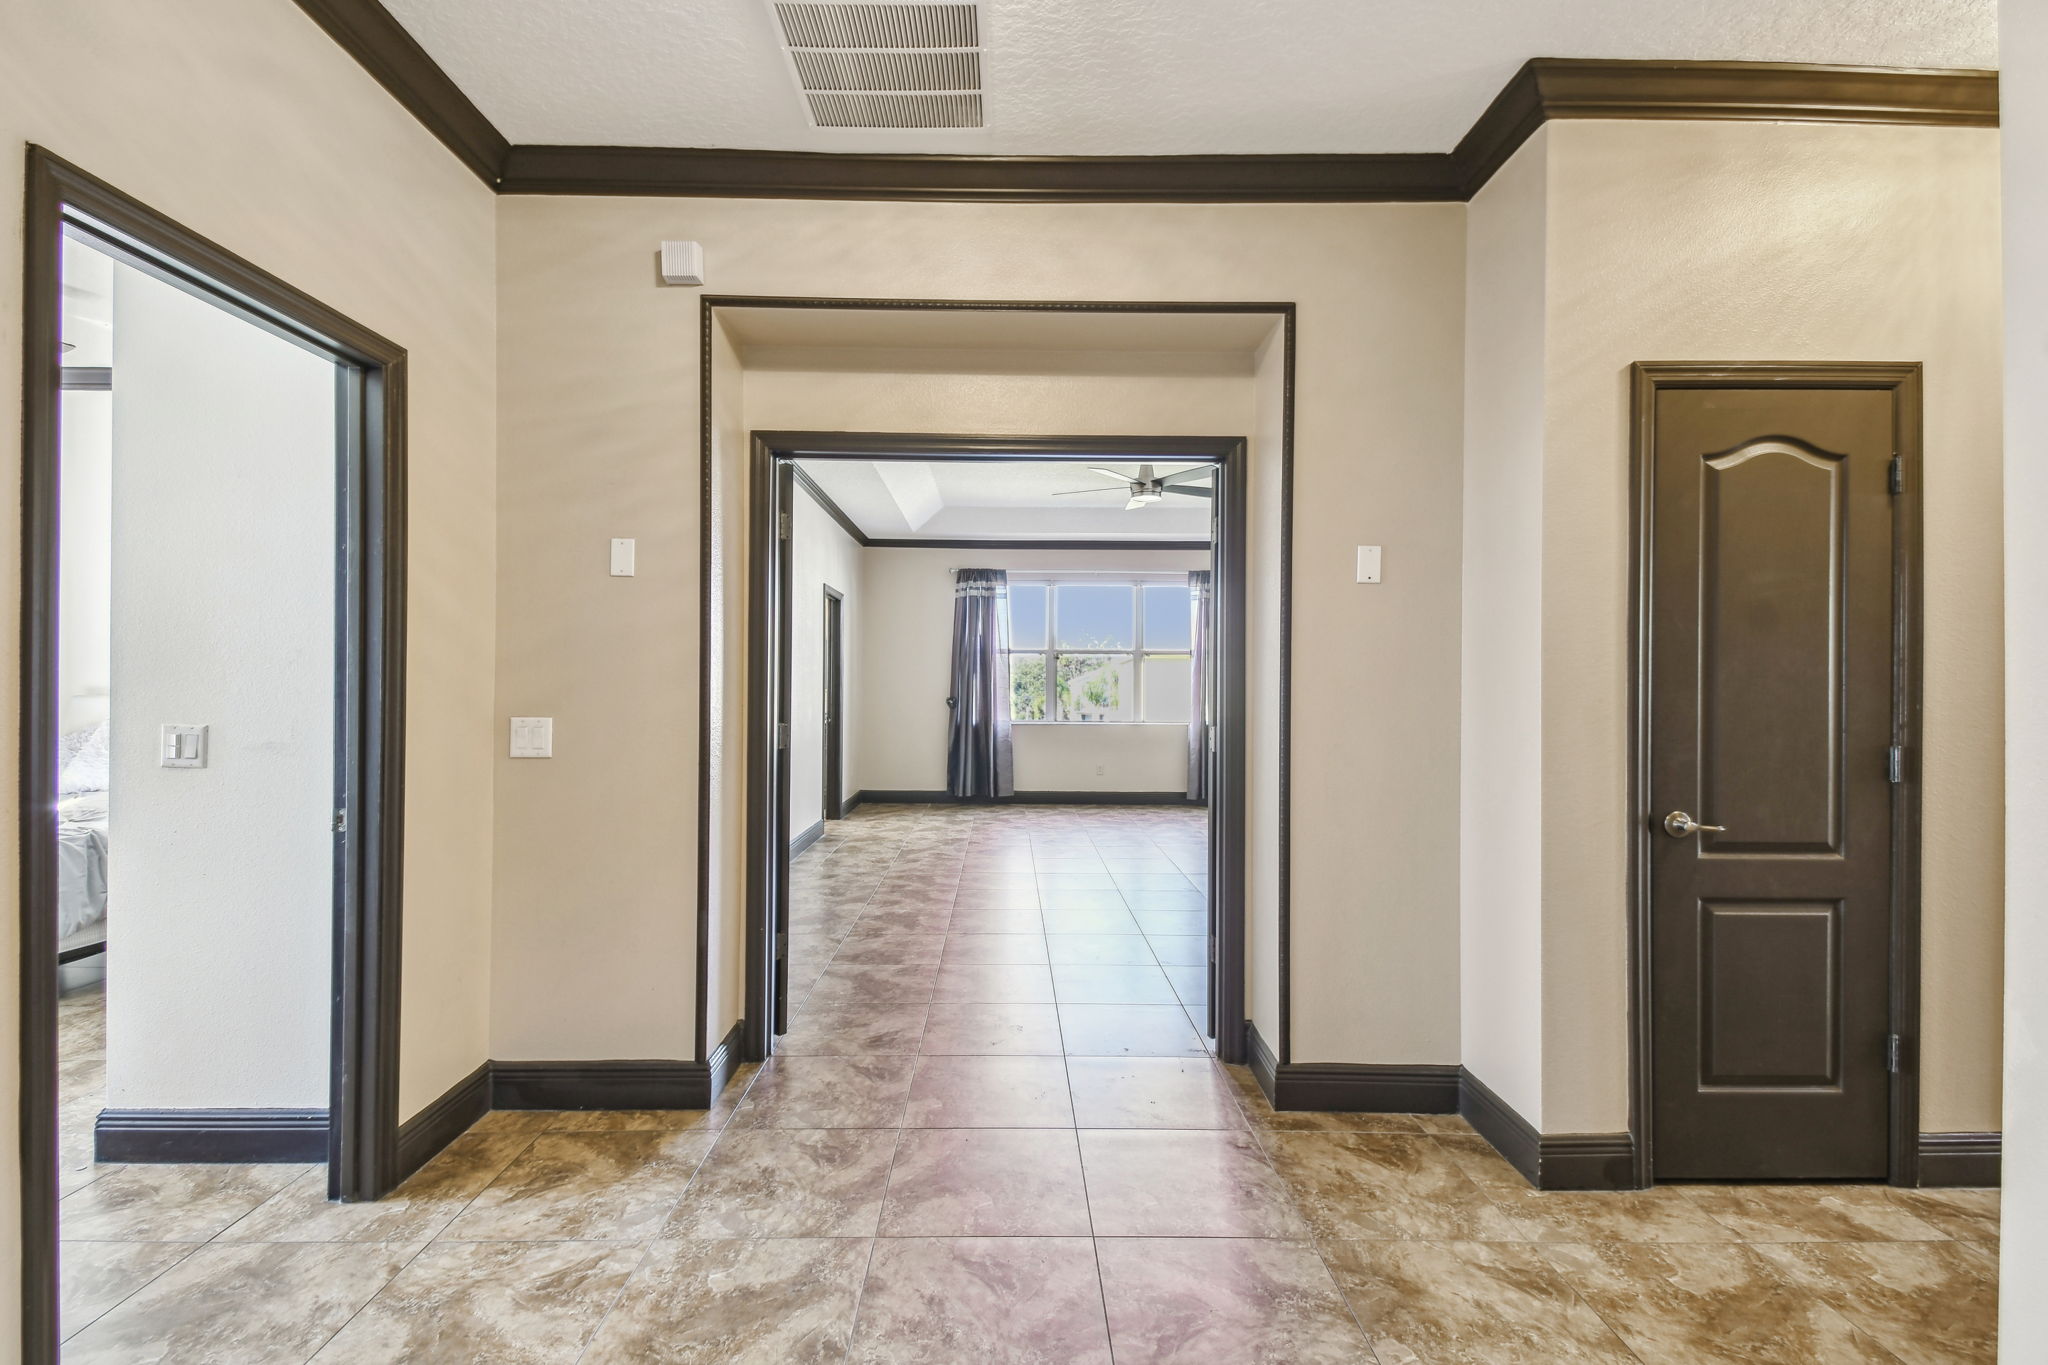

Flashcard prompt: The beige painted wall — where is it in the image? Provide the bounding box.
[2002,0,2048,1350]
[855,549,1212,795]
[1460,129,1551,1126]
[1539,120,2006,1133]
[497,199,1469,1069]
[1,0,499,1332]
[790,483,865,831]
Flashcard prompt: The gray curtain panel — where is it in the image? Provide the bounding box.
[946,568,1015,799]
[1188,569,1212,802]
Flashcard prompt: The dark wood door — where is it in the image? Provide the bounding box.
[823,588,844,821]
[1644,377,1902,1181]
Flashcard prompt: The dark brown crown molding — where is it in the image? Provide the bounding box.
[495,144,1463,202]
[297,0,1996,202]
[1453,59,1999,196]
[290,0,508,186]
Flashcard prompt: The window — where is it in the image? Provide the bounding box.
[1007,578,1196,722]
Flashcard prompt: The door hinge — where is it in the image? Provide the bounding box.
[1887,1033,1903,1074]
[1888,456,1904,495]
[1887,745,1905,783]
[1208,934,1217,965]
[332,809,347,834]
[775,930,788,960]
[778,511,790,540]
[776,721,790,750]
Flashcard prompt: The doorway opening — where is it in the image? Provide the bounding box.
[19,149,407,1357]
[745,435,1249,1067]
[821,586,846,824]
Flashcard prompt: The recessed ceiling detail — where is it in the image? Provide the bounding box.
[773,2,983,130]
[795,458,1214,541]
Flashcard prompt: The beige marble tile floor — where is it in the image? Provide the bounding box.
[55,804,1999,1361]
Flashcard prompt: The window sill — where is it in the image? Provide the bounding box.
[1011,721,1191,728]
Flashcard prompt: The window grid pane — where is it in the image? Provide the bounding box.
[1006,576,1203,724]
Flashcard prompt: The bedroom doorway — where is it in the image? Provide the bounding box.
[744,434,1249,1067]
[20,150,407,1358]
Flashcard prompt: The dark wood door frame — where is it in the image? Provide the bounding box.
[822,586,846,822]
[743,431,1250,1066]
[694,296,1296,1071]
[1628,361,1923,1188]
[19,147,408,1360]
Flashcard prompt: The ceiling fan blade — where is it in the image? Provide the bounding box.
[1125,497,1147,511]
[1161,485,1213,498]
[1052,488,1120,496]
[1087,466,1132,483]
[1156,467,1213,486]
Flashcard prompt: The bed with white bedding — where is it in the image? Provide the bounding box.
[57,723,109,961]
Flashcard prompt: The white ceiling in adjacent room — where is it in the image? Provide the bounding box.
[376,0,1994,156]
[796,457,1215,541]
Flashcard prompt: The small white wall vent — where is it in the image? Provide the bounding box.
[770,2,983,130]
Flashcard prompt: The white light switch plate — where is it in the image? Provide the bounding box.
[1356,545,1383,584]
[160,724,208,768]
[510,717,553,758]
[610,538,636,576]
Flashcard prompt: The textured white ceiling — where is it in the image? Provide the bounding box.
[798,458,1214,539]
[379,0,1995,155]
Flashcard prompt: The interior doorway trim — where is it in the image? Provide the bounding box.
[820,584,846,824]
[1626,361,1923,1188]
[18,147,409,1360]
[695,296,1295,1070]
[742,430,1249,1064]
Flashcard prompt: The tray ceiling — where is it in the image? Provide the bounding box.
[796,457,1215,541]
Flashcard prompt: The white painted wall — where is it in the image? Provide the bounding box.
[854,547,1210,796]
[103,260,337,1110]
[58,388,113,736]
[1459,128,1549,1126]
[790,483,864,833]
[2002,0,2048,1353]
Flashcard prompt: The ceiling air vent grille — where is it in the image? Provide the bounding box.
[771,2,984,130]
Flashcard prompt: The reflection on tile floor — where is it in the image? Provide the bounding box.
[57,804,2000,1361]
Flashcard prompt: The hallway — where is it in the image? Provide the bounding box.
[46,804,1997,1361]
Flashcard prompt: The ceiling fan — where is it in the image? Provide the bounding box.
[1053,464,1213,511]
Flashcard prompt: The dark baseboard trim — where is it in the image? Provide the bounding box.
[790,819,826,857]
[380,1043,759,1189]
[393,1060,491,1185]
[491,1059,711,1111]
[1458,1069,1638,1190]
[853,788,1200,808]
[1279,1062,1461,1114]
[707,1019,745,1102]
[1538,1132,1639,1191]
[1458,1068,1542,1185]
[94,1108,329,1164]
[295,14,1997,204]
[840,791,865,817]
[1245,1020,1281,1103]
[1917,1132,2001,1187]
[1241,1025,1637,1191]
[1243,1020,1458,1113]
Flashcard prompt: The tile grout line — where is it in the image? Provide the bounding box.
[1066,821,1121,1363]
